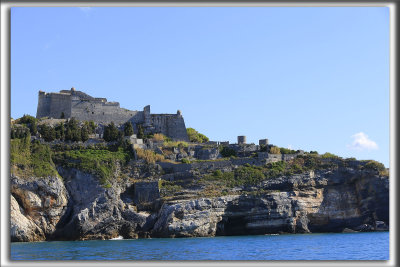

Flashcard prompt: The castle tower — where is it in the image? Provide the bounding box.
[143,105,151,127]
[238,136,246,145]
[259,139,269,146]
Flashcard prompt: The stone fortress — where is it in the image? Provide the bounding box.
[36,88,189,141]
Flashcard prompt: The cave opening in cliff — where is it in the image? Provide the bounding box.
[216,216,248,236]
[120,184,135,204]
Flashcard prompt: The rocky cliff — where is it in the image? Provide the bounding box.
[152,168,388,237]
[10,162,389,242]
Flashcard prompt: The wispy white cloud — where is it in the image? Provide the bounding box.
[347,132,378,151]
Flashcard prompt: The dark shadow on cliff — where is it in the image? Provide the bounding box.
[216,194,294,236]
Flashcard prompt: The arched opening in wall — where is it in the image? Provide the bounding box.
[92,112,94,114]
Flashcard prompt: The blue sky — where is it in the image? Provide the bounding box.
[11,7,389,167]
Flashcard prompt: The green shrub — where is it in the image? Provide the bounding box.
[234,166,265,186]
[280,147,297,154]
[11,135,59,178]
[289,163,303,174]
[321,152,339,159]
[186,128,209,143]
[16,114,38,135]
[159,180,183,197]
[30,142,59,177]
[181,158,190,164]
[163,141,188,148]
[364,160,386,172]
[52,148,130,186]
[265,161,287,177]
[213,169,223,177]
[299,155,319,169]
[11,124,30,139]
[10,134,31,167]
[220,146,237,157]
[200,171,235,187]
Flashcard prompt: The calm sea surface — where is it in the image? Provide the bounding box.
[11,232,389,261]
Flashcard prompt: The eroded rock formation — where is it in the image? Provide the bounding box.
[10,165,389,242]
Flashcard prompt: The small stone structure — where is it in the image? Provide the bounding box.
[36,88,189,141]
[124,135,143,145]
[237,136,246,144]
[259,139,269,146]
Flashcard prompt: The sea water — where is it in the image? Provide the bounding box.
[10,232,389,261]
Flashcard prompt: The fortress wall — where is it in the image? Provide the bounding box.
[36,92,50,118]
[282,154,297,161]
[151,114,168,134]
[151,114,189,141]
[166,115,189,141]
[49,94,72,118]
[35,90,189,140]
[70,100,143,125]
[37,93,71,119]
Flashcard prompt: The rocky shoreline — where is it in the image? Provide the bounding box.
[11,163,389,242]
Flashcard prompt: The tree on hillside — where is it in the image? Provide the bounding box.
[103,122,119,142]
[72,128,82,142]
[88,120,96,134]
[11,125,30,139]
[17,114,38,135]
[124,121,134,136]
[64,118,81,142]
[137,124,144,139]
[81,126,89,142]
[38,124,56,142]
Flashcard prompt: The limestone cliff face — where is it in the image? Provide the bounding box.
[48,167,155,241]
[11,174,68,242]
[151,169,389,237]
[10,169,154,242]
[10,165,389,242]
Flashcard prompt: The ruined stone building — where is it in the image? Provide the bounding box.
[36,88,189,141]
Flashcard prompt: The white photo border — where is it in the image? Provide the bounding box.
[1,1,397,267]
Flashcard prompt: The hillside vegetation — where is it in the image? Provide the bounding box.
[11,134,59,178]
